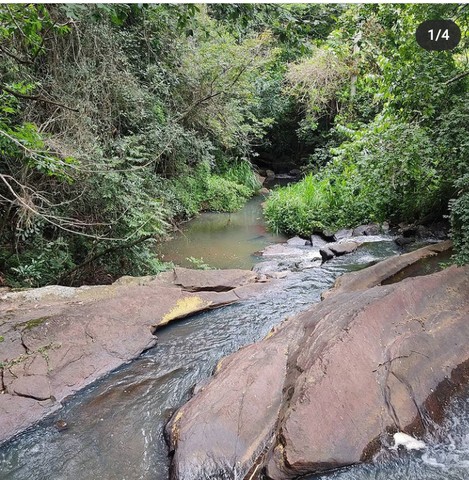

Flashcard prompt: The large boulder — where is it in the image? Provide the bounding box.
[319,241,361,261]
[328,241,360,256]
[310,234,329,248]
[333,228,353,241]
[167,243,469,480]
[0,268,269,445]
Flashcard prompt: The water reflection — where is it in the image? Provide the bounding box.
[157,195,287,269]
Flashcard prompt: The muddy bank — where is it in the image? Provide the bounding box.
[0,268,270,444]
[166,242,469,479]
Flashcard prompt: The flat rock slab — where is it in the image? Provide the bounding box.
[171,267,257,292]
[167,243,469,480]
[0,268,268,444]
[322,240,452,299]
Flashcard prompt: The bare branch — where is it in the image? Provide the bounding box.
[0,45,32,65]
[0,84,79,112]
[444,70,469,86]
[0,174,118,240]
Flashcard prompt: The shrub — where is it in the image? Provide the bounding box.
[204,176,251,212]
[221,161,262,193]
[450,175,469,265]
[264,117,443,236]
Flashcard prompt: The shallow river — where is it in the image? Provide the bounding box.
[1,200,467,480]
[157,195,287,269]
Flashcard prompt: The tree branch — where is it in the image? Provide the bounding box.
[58,234,155,284]
[0,84,79,112]
[444,70,469,86]
[0,45,32,65]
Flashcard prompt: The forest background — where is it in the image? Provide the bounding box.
[1,3,468,287]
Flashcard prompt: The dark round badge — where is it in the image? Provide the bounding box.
[416,20,461,51]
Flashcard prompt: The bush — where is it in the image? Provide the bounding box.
[221,161,262,193]
[264,118,443,236]
[450,175,469,265]
[204,176,251,212]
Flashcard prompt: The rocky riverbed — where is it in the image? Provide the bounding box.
[0,268,271,444]
[166,241,469,479]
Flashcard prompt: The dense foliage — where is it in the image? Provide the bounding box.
[1,4,468,288]
[265,4,469,264]
[0,4,283,286]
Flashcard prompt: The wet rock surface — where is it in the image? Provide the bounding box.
[322,240,360,257]
[257,232,368,278]
[167,242,469,480]
[322,240,452,299]
[352,223,380,236]
[0,268,269,444]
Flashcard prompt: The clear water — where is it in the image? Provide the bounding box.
[1,233,466,480]
[0,243,399,480]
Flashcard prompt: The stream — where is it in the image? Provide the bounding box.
[157,195,287,269]
[1,198,468,480]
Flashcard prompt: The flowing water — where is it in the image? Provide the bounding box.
[306,389,469,480]
[1,198,467,480]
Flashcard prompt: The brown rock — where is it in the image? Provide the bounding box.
[167,247,469,479]
[255,173,266,186]
[322,240,452,299]
[352,223,380,236]
[172,267,257,292]
[0,267,268,444]
[11,375,51,400]
[286,236,308,246]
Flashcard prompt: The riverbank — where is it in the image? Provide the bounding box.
[0,239,452,447]
[2,238,463,480]
[0,268,271,445]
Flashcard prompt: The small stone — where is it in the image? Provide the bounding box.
[395,236,415,247]
[310,235,329,248]
[319,247,334,262]
[55,419,69,431]
[352,224,380,236]
[333,229,353,241]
